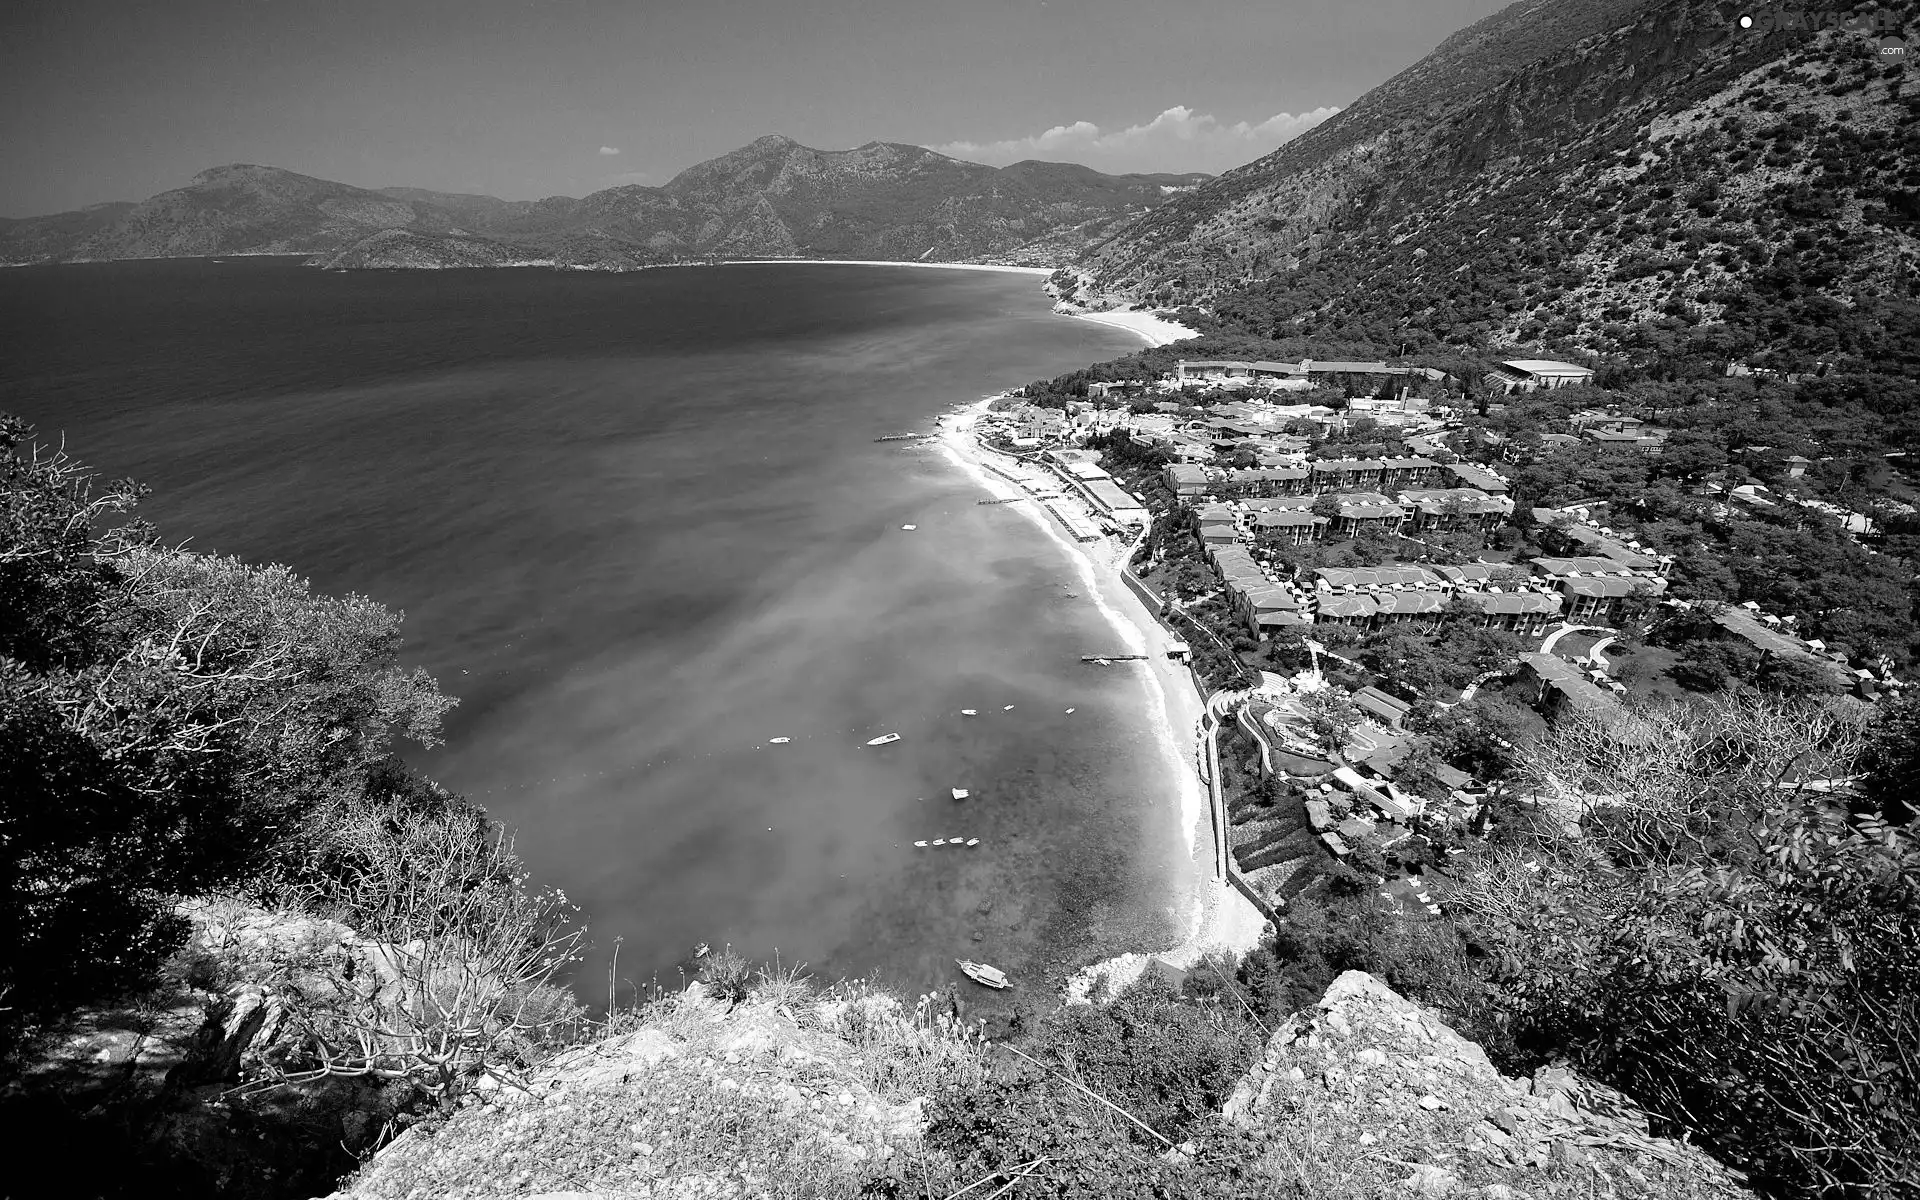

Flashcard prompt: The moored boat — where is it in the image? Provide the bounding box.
[866,733,901,746]
[956,959,1009,989]
[951,787,969,800]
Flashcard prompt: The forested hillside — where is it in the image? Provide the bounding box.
[1070,0,1920,382]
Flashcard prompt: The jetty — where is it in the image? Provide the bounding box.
[1082,654,1148,663]
[873,434,924,443]
[976,497,1028,505]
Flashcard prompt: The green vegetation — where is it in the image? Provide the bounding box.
[1,417,588,1190]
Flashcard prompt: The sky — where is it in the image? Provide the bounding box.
[1,0,1516,216]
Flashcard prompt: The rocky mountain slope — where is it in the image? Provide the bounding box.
[1067,0,1920,370]
[0,138,1209,270]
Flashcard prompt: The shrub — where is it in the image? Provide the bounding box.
[700,947,754,1004]
[0,418,454,1041]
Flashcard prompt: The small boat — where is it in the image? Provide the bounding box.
[951,788,969,800]
[932,839,947,846]
[768,737,791,744]
[957,960,1009,989]
[1064,708,1075,714]
[867,733,901,746]
[914,840,928,848]
[965,838,980,847]
[902,524,917,530]
[1002,705,1014,711]
[961,709,977,716]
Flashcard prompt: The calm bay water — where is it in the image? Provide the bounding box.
[0,258,1190,1012]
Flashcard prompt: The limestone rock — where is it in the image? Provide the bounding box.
[1222,970,1751,1198]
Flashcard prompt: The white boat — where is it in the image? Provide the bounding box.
[961,709,977,716]
[965,838,980,847]
[932,839,946,846]
[902,524,917,530]
[768,737,790,744]
[913,840,928,848]
[1064,708,1075,714]
[956,960,1009,989]
[1002,705,1014,711]
[866,733,901,746]
[951,788,969,800]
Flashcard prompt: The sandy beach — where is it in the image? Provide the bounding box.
[1058,305,1198,347]
[720,258,1056,276]
[933,365,1265,1003]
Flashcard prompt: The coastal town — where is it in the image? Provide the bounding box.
[954,345,1910,928]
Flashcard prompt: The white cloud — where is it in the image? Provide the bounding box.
[598,145,621,156]
[931,105,1340,175]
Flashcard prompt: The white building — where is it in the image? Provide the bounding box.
[1485,360,1594,394]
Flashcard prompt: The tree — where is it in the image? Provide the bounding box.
[1860,695,1920,823]
[1445,698,1917,1196]
[0,417,454,1031]
[1297,689,1362,756]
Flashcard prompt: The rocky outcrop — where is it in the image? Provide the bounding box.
[2,900,409,1200]
[329,983,971,1200]
[1225,971,1750,1198]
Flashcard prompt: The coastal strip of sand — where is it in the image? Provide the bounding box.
[1059,306,1198,347]
[719,258,1056,276]
[932,362,1264,1005]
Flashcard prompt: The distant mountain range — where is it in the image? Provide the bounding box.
[0,137,1209,270]
[1065,0,1920,368]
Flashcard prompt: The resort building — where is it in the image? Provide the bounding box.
[1515,652,1621,717]
[1372,590,1449,626]
[1240,585,1308,638]
[1378,456,1443,490]
[1445,462,1510,494]
[1220,466,1311,497]
[1309,458,1386,492]
[1554,573,1668,624]
[1711,606,1855,690]
[1399,487,1514,533]
[1451,591,1564,636]
[1163,463,1211,498]
[1252,508,1326,546]
[1484,360,1595,394]
[1315,566,1444,590]
[1315,594,1379,627]
[1326,493,1407,536]
[1350,686,1413,729]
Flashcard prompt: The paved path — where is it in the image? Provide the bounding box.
[1538,622,1616,657]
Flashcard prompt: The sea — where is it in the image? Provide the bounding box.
[0,257,1192,1016]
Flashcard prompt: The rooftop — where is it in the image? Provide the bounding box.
[1501,359,1593,376]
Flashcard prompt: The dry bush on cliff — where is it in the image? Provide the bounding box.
[264,801,585,1109]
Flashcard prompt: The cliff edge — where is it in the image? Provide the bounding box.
[323,969,1749,1200]
[1220,970,1750,1198]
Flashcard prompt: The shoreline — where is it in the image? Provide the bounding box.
[933,379,1263,1003]
[720,258,1056,276]
[1056,305,1198,347]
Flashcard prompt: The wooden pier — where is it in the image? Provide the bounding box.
[976,497,1028,505]
[873,434,924,443]
[1081,654,1149,662]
